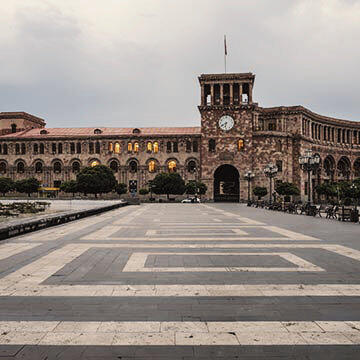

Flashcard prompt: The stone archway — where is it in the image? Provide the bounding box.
[213,164,240,202]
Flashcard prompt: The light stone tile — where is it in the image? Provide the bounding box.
[0,321,59,333]
[0,331,46,345]
[112,332,175,345]
[282,321,324,332]
[39,332,114,345]
[98,322,160,333]
[237,332,305,345]
[316,321,355,332]
[300,332,354,345]
[161,322,208,333]
[54,322,101,333]
[207,322,287,333]
[343,332,360,344]
[175,332,239,345]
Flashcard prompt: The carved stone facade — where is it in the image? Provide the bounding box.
[1,72,360,201]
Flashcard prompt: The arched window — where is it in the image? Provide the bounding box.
[91,160,100,167]
[58,143,63,154]
[72,161,80,173]
[127,142,133,152]
[110,160,119,172]
[148,160,156,173]
[186,140,192,152]
[237,139,244,151]
[114,142,121,154]
[35,162,43,173]
[89,142,94,154]
[129,160,138,173]
[108,142,113,152]
[193,140,198,153]
[209,139,216,152]
[153,142,159,153]
[95,141,100,154]
[187,160,196,173]
[0,162,7,174]
[53,161,62,173]
[354,158,360,177]
[168,160,177,173]
[11,124,17,133]
[76,142,82,154]
[17,161,25,173]
[15,144,20,154]
[33,144,39,154]
[39,143,44,154]
[134,142,139,152]
[3,144,8,155]
[166,141,172,152]
[147,141,152,152]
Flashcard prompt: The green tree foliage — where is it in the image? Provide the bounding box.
[152,172,185,199]
[315,183,337,198]
[185,181,207,196]
[77,165,116,197]
[139,188,149,195]
[0,177,14,196]
[15,178,40,197]
[253,186,268,200]
[60,180,78,196]
[115,183,127,195]
[275,182,300,197]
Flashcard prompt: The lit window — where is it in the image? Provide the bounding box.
[114,142,121,154]
[148,160,156,173]
[91,160,100,167]
[147,142,152,152]
[109,142,113,152]
[153,142,159,153]
[127,142,132,152]
[134,142,139,152]
[237,139,244,151]
[168,160,177,173]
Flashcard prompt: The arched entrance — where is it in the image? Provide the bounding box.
[213,164,240,202]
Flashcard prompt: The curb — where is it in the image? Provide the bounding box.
[0,202,128,241]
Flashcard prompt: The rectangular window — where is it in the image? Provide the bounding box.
[89,142,94,154]
[52,143,56,154]
[70,142,75,154]
[173,142,178,153]
[276,160,283,172]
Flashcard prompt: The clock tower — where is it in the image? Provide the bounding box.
[198,73,257,202]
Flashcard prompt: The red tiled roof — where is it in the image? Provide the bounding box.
[0,127,201,139]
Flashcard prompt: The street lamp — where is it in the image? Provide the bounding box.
[244,170,255,205]
[299,149,320,207]
[264,163,278,204]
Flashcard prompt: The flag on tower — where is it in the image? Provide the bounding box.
[224,35,227,56]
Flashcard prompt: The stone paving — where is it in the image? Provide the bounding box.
[0,203,359,359]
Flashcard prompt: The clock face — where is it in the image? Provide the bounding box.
[218,115,234,131]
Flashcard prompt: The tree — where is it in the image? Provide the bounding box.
[60,180,78,197]
[115,183,127,196]
[0,177,14,196]
[152,172,185,200]
[185,181,208,196]
[315,183,337,200]
[15,178,40,197]
[253,186,268,200]
[77,165,116,197]
[275,182,300,201]
[139,188,149,195]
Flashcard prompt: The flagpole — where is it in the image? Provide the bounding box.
[224,35,227,73]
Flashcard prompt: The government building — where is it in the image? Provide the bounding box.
[1,72,360,202]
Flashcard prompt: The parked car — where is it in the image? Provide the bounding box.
[181,197,201,203]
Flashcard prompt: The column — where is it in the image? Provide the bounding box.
[249,83,253,103]
[229,83,234,105]
[220,84,224,105]
[210,84,214,106]
[201,84,205,106]
[239,84,243,104]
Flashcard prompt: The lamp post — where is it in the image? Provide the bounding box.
[298,149,320,207]
[244,170,255,206]
[264,163,278,205]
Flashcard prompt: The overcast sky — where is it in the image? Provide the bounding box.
[0,0,359,128]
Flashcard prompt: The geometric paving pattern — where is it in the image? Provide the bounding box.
[0,203,360,358]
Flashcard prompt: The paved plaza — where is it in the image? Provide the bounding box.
[0,203,359,359]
